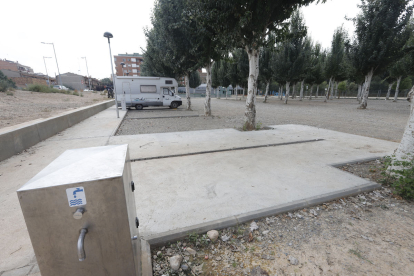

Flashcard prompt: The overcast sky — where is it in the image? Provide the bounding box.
[1,0,360,80]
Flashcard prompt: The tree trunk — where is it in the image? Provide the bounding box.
[357,84,362,103]
[393,86,414,162]
[324,78,332,103]
[386,82,394,100]
[316,85,319,98]
[359,68,374,109]
[285,82,290,104]
[291,83,296,99]
[279,86,283,100]
[185,73,191,110]
[330,78,335,100]
[235,86,238,100]
[204,61,213,116]
[299,80,304,101]
[393,76,402,102]
[309,84,314,100]
[336,82,340,99]
[244,48,259,131]
[263,81,270,103]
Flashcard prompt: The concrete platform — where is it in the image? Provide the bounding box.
[109,125,398,242]
[0,107,399,275]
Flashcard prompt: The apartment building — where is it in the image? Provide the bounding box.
[114,53,144,77]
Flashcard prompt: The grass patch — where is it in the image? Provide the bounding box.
[349,249,373,264]
[26,84,77,95]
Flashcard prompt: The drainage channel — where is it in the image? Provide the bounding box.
[125,115,200,120]
[131,138,324,162]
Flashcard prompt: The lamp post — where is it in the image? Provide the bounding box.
[41,42,62,86]
[120,62,125,76]
[81,57,91,90]
[103,32,119,118]
[43,56,52,86]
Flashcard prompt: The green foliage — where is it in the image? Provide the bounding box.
[100,78,113,86]
[27,84,62,93]
[187,232,209,246]
[189,70,201,89]
[0,71,16,92]
[272,11,308,84]
[338,81,347,92]
[382,156,414,200]
[325,26,349,81]
[347,0,414,77]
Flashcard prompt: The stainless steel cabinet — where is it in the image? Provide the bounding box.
[17,144,141,276]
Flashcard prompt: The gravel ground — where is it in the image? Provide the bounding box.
[116,97,410,142]
[151,159,414,276]
[0,90,109,129]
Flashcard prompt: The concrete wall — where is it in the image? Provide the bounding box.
[0,100,115,162]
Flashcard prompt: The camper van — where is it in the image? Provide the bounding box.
[114,76,181,110]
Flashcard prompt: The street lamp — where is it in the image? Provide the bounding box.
[103,32,119,118]
[120,62,125,76]
[81,57,91,90]
[41,42,62,85]
[43,56,52,86]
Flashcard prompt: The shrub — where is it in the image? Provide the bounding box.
[382,155,414,200]
[0,71,16,92]
[0,81,9,92]
[27,84,61,93]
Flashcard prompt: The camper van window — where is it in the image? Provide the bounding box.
[165,80,173,84]
[141,85,157,93]
[163,88,169,95]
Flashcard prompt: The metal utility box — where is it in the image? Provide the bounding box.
[17,144,141,276]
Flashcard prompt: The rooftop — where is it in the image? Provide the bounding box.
[116,53,143,57]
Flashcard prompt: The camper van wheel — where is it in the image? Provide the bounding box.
[170,102,178,109]
[135,104,143,110]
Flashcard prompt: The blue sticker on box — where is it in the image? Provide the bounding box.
[66,187,87,207]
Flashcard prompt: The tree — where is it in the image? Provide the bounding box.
[259,45,274,103]
[390,54,413,102]
[234,49,249,98]
[307,43,326,99]
[324,26,348,102]
[100,78,113,86]
[141,28,177,78]
[348,0,413,109]
[212,61,220,99]
[194,0,326,130]
[189,70,201,89]
[218,60,231,99]
[272,10,308,104]
[150,0,202,110]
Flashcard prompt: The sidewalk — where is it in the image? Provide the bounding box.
[0,106,126,275]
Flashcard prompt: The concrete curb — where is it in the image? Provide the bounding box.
[0,100,115,162]
[142,182,380,246]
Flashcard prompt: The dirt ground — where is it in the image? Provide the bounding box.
[0,90,109,129]
[151,159,414,276]
[117,97,410,142]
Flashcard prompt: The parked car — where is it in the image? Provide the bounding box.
[83,88,93,92]
[53,85,69,90]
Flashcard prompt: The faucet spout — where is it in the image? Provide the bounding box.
[78,228,88,261]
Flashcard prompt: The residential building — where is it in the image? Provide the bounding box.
[56,72,102,91]
[1,69,55,87]
[0,59,34,73]
[114,53,144,77]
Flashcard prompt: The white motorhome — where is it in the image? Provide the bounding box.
[114,76,182,110]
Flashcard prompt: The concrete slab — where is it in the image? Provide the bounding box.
[107,125,399,240]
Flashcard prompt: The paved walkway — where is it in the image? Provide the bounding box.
[0,106,399,275]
